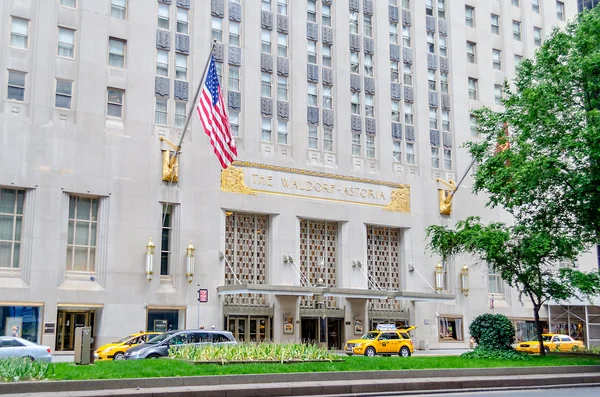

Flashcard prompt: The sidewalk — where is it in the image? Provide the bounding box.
[334,348,471,357]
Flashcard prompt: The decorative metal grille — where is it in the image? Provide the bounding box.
[224,212,268,306]
[367,225,402,311]
[299,219,338,309]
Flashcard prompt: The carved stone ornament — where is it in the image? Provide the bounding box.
[439,19,448,36]
[277,100,289,119]
[175,34,189,54]
[402,9,411,26]
[261,97,273,116]
[437,178,456,215]
[322,26,333,45]
[221,166,254,195]
[229,46,242,66]
[322,67,333,85]
[391,83,402,100]
[364,37,374,54]
[174,80,189,101]
[389,5,399,23]
[426,16,436,33]
[384,186,411,213]
[156,30,170,50]
[261,11,273,29]
[277,57,289,76]
[155,76,169,98]
[403,47,413,64]
[428,53,438,70]
[390,44,400,61]
[307,64,319,82]
[349,0,360,12]
[229,1,242,21]
[350,34,361,52]
[277,15,289,33]
[364,0,373,15]
[213,43,224,62]
[307,23,319,41]
[392,122,402,139]
[162,150,179,183]
[176,0,190,9]
[211,0,224,17]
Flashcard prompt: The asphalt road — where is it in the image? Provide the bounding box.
[355,387,600,397]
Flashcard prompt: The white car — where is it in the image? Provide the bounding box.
[0,337,52,362]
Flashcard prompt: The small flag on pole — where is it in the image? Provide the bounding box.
[196,55,238,169]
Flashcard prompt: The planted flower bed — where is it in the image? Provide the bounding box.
[0,358,54,382]
[168,343,341,364]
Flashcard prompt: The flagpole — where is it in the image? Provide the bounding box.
[176,40,217,152]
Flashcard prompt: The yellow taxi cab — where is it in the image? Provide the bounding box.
[95,332,161,360]
[515,333,584,354]
[344,324,415,357]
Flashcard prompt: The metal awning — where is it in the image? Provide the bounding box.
[394,291,456,303]
[217,284,317,297]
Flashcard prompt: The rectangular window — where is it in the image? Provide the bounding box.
[366,135,375,159]
[160,204,173,276]
[402,0,410,9]
[364,54,374,77]
[441,109,450,131]
[427,32,435,53]
[111,0,127,19]
[322,4,332,26]
[308,125,318,149]
[155,99,168,125]
[66,196,98,273]
[175,102,186,128]
[514,54,523,66]
[107,88,124,117]
[444,148,452,169]
[278,33,288,57]
[390,0,397,5]
[55,80,73,109]
[58,27,75,58]
[11,17,28,49]
[308,41,317,64]
[391,61,400,83]
[429,107,438,129]
[438,0,446,19]
[426,0,433,16]
[229,65,240,91]
[438,35,447,57]
[494,84,502,105]
[390,23,398,45]
[406,142,415,164]
[109,38,125,68]
[229,21,240,47]
[513,21,521,41]
[262,0,271,11]
[324,129,333,152]
[352,133,361,156]
[277,0,287,16]
[468,77,478,100]
[307,0,316,23]
[393,140,401,162]
[60,0,76,8]
[439,316,464,341]
[351,92,360,115]
[0,188,24,269]
[532,0,540,14]
[428,69,437,90]
[262,29,272,53]
[7,71,26,102]
[278,76,288,101]
[365,94,374,117]
[322,45,332,67]
[440,72,448,94]
[534,27,542,46]
[308,83,318,107]
[323,85,332,109]
[465,5,474,28]
[158,3,170,30]
[177,7,188,34]
[431,147,440,168]
[404,102,413,124]
[488,264,504,294]
[176,54,187,80]
[350,51,359,73]
[262,118,272,142]
[364,15,373,37]
[212,17,222,42]
[391,100,400,122]
[402,25,411,47]
[512,0,519,7]
[403,64,412,86]
[491,14,500,35]
[156,50,168,76]
[470,114,478,136]
[466,41,476,63]
[492,49,502,70]
[229,111,239,136]
[350,12,359,34]
[278,120,288,144]
[557,1,565,20]
[261,72,272,98]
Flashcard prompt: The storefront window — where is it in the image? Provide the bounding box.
[1,305,41,343]
[439,316,463,341]
[146,308,185,332]
[513,319,549,342]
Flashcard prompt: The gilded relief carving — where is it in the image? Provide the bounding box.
[437,178,457,215]
[161,150,179,183]
[221,166,254,195]
[384,186,411,213]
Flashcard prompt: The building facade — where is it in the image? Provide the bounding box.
[1,0,598,352]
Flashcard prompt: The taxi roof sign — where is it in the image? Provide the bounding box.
[376,324,398,331]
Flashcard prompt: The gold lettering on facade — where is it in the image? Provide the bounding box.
[221,166,254,195]
[384,186,411,213]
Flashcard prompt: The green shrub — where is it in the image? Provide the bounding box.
[462,347,531,360]
[469,313,516,351]
[0,357,54,382]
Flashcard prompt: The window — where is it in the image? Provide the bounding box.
[514,54,523,66]
[350,52,359,73]
[351,92,360,115]
[109,38,125,68]
[278,121,288,144]
[175,102,186,128]
[156,50,169,76]
[513,21,521,41]
[470,114,478,136]
[427,32,435,53]
[491,14,499,35]
[352,133,361,156]
[177,8,188,34]
[229,65,240,91]
[111,0,127,19]
[350,12,359,34]
[58,27,75,58]
[512,0,519,7]
[322,4,331,26]
[158,3,170,30]
[215,61,223,83]
[107,88,124,117]
[403,64,412,86]
[390,23,398,44]
[439,317,463,341]
[390,0,398,5]
[278,33,288,57]
[393,140,401,162]
[439,35,447,57]
[323,85,332,109]
[391,61,400,83]
[322,45,332,67]
[176,54,187,80]
[391,100,400,122]
[277,0,287,16]
[308,125,318,149]
[229,111,239,136]
[212,17,222,42]
[488,264,503,294]
[155,99,167,125]
[66,196,98,273]
[431,147,440,168]
[261,29,271,53]
[364,54,374,77]
[308,41,317,64]
[402,0,410,9]
[406,142,415,164]
[60,0,76,8]
[426,0,433,16]
[438,0,446,19]
[307,0,316,23]
[534,27,542,46]
[11,17,28,49]
[532,0,540,14]
[0,188,24,269]
[444,148,452,169]
[428,69,436,90]
[308,83,317,106]
[364,15,372,37]
[468,78,478,100]
[324,130,333,152]
[160,204,173,276]
[262,0,271,11]
[55,80,73,109]
[365,94,374,117]
[441,109,450,131]
[262,118,272,142]
[440,72,448,94]
[429,107,438,129]
[494,84,502,105]
[366,135,375,159]
[278,76,288,101]
[465,5,474,28]
[466,41,476,63]
[7,71,26,102]
[492,49,502,70]
[402,25,411,47]
[261,72,272,98]
[229,21,240,47]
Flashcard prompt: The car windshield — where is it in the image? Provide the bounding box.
[529,335,552,342]
[114,334,136,344]
[146,332,173,344]
[360,332,379,340]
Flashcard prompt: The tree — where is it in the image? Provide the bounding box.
[426,217,600,356]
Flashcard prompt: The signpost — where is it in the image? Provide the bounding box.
[197,286,208,328]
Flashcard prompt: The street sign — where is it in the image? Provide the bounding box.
[198,288,208,303]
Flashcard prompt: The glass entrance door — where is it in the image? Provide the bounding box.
[249,318,267,342]
[228,317,247,342]
[56,310,94,351]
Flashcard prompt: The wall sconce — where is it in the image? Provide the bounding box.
[145,238,155,281]
[185,241,195,283]
[434,262,444,292]
[460,264,469,296]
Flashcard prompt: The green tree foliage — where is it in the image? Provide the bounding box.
[469,314,516,351]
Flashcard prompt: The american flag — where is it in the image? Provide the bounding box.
[196,55,238,169]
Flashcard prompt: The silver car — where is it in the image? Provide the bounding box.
[0,337,52,362]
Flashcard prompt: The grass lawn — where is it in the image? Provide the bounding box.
[51,355,600,381]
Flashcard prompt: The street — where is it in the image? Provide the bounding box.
[339,387,600,397]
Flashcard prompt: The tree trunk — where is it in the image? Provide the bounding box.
[533,303,546,356]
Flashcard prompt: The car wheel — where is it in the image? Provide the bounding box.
[572,346,579,351]
[399,346,411,358]
[24,356,35,362]
[543,347,550,355]
[365,347,376,357]
[113,352,125,360]
[147,354,160,359]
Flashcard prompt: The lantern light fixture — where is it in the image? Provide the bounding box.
[186,241,196,283]
[434,262,444,292]
[460,264,470,296]
[145,238,155,281]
